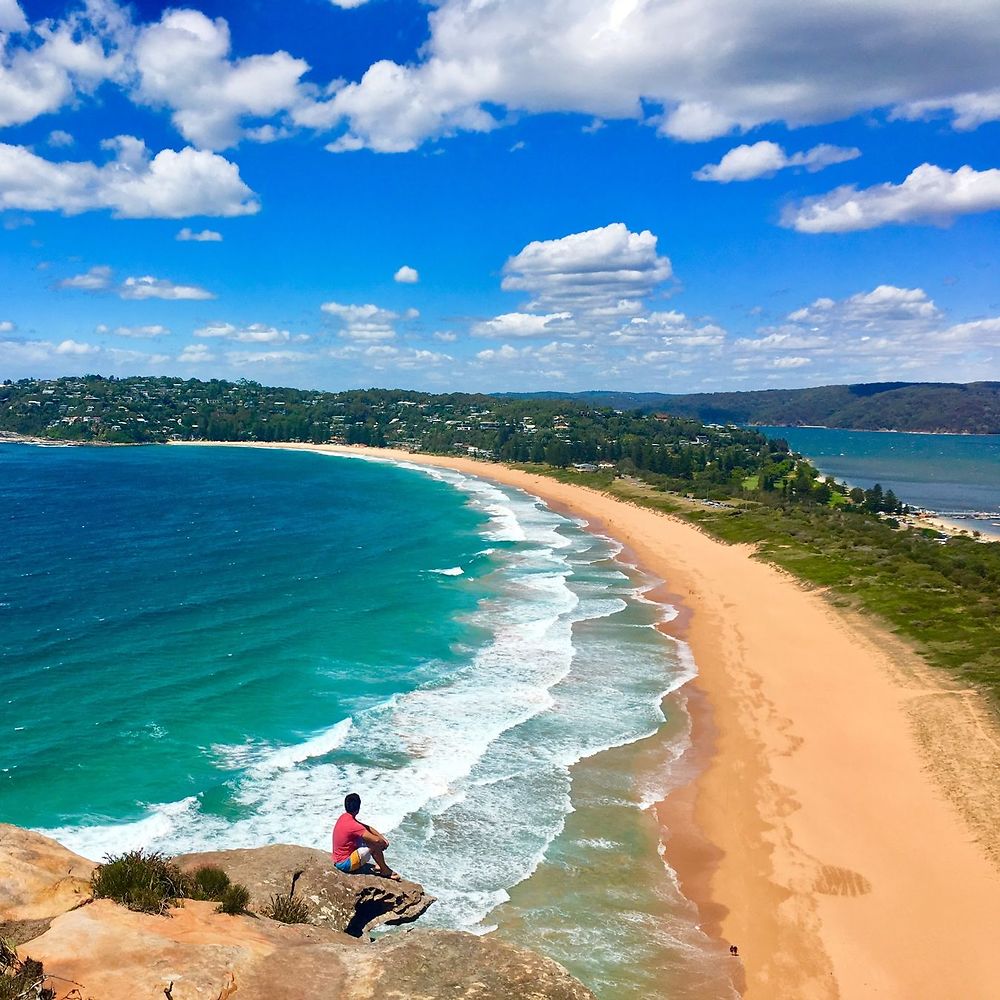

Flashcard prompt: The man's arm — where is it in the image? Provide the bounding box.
[360,825,389,848]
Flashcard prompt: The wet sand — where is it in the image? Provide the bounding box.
[175,442,1000,998]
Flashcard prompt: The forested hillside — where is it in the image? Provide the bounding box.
[506,382,1000,434]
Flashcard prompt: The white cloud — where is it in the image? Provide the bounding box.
[433,331,457,342]
[226,349,311,365]
[329,0,371,8]
[0,319,15,332]
[120,275,215,301]
[784,163,1000,233]
[312,0,1000,151]
[500,223,673,316]
[321,300,412,341]
[195,322,293,344]
[394,265,419,283]
[48,129,74,147]
[134,9,310,149]
[58,265,112,290]
[695,141,860,182]
[788,285,942,326]
[0,137,259,218]
[894,88,1000,131]
[728,284,1000,383]
[178,344,214,364]
[177,227,223,242]
[0,1,128,129]
[111,324,170,339]
[55,338,98,355]
[472,312,572,338]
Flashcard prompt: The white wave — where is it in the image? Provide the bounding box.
[44,455,703,946]
[429,566,464,576]
[42,796,205,861]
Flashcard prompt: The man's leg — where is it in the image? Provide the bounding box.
[366,842,399,878]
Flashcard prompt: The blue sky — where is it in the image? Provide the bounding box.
[1,0,998,392]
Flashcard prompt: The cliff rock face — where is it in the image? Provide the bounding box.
[0,823,95,945]
[0,826,597,1000]
[175,844,433,937]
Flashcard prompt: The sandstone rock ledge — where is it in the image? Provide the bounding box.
[0,825,596,1000]
[175,844,431,938]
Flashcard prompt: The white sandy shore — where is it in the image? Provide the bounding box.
[173,441,1000,999]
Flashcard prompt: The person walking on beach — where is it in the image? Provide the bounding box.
[332,792,400,879]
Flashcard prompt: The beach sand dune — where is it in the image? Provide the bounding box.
[177,442,1000,1000]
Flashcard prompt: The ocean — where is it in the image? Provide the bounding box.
[759,426,1000,538]
[0,442,735,999]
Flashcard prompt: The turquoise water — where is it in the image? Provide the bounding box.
[0,443,734,998]
[760,426,1000,536]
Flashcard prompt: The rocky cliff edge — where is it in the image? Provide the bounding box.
[0,824,595,1000]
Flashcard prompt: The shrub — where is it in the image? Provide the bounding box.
[263,893,309,924]
[90,850,191,915]
[0,939,55,1000]
[216,883,251,916]
[190,865,231,901]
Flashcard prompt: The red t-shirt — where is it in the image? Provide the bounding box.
[332,812,367,862]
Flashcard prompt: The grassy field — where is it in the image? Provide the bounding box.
[520,465,1000,706]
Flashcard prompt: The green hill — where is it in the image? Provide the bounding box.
[502,382,1000,434]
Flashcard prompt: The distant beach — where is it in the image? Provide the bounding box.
[191,441,1000,999]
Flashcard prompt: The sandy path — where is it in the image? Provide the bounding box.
[176,442,1000,999]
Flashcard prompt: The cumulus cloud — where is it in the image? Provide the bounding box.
[311,0,1000,152]
[119,275,215,300]
[57,265,113,290]
[729,284,999,383]
[54,338,99,355]
[695,141,860,182]
[48,129,74,147]
[784,163,1000,233]
[0,319,15,332]
[0,1,128,129]
[500,223,673,316]
[133,9,311,149]
[0,136,259,218]
[195,322,298,344]
[111,324,170,338]
[177,227,223,242]
[394,265,419,283]
[472,312,572,338]
[178,343,213,364]
[321,300,415,341]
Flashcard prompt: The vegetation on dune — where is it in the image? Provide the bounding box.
[534,466,1000,705]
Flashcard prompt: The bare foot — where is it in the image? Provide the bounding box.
[377,868,401,881]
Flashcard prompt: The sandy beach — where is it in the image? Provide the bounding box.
[176,441,1000,998]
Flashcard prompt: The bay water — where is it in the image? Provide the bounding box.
[760,426,1000,538]
[0,443,735,998]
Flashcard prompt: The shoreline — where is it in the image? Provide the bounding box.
[170,441,1000,998]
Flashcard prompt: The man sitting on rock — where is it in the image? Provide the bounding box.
[332,792,400,880]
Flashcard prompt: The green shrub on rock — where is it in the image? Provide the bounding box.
[264,893,309,924]
[90,850,191,915]
[217,883,251,916]
[189,865,231,901]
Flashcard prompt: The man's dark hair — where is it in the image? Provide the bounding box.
[345,792,361,815]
